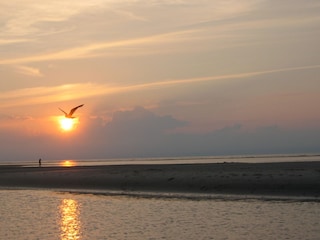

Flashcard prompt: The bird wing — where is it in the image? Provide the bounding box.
[59,108,68,115]
[69,104,84,116]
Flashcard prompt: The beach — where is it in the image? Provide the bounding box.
[1,162,320,196]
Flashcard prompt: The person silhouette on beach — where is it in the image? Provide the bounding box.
[39,158,42,167]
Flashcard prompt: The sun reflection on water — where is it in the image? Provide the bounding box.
[60,160,76,167]
[59,199,82,240]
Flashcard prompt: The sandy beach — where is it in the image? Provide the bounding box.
[1,162,320,196]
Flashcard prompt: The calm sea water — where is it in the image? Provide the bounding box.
[1,189,320,240]
[2,154,320,167]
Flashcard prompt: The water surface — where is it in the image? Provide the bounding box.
[2,154,320,168]
[1,189,319,240]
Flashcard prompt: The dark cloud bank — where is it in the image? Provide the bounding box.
[1,106,320,161]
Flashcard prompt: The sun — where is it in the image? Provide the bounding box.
[58,117,78,131]
[60,118,74,131]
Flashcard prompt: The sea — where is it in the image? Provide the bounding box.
[2,153,320,167]
[1,154,320,240]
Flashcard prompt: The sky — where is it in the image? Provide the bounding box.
[1,0,320,161]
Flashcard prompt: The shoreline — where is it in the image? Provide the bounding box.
[1,162,320,197]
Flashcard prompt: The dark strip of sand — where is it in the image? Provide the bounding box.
[1,162,320,197]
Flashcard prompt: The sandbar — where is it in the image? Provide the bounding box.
[1,162,320,197]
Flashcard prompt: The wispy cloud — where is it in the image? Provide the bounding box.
[0,38,32,45]
[0,0,263,65]
[1,64,320,109]
[15,65,43,77]
[2,9,319,65]
[1,1,107,36]
[112,9,148,22]
[0,29,202,65]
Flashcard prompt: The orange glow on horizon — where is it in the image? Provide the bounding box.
[60,160,76,167]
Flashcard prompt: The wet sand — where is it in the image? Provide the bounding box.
[1,162,320,196]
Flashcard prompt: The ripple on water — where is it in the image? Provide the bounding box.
[0,189,320,240]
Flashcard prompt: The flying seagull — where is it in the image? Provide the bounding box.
[59,104,84,118]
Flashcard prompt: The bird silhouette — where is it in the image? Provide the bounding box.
[59,104,84,118]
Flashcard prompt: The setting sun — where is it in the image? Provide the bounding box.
[58,117,79,131]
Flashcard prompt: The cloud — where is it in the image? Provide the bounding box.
[1,1,107,36]
[0,106,188,160]
[2,106,320,161]
[108,106,187,134]
[1,0,258,37]
[0,0,263,65]
[2,13,319,65]
[0,29,203,65]
[0,38,32,45]
[84,109,320,158]
[1,64,320,109]
[0,83,122,109]
[2,0,319,66]
[15,65,43,77]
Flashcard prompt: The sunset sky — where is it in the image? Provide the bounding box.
[1,0,320,161]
